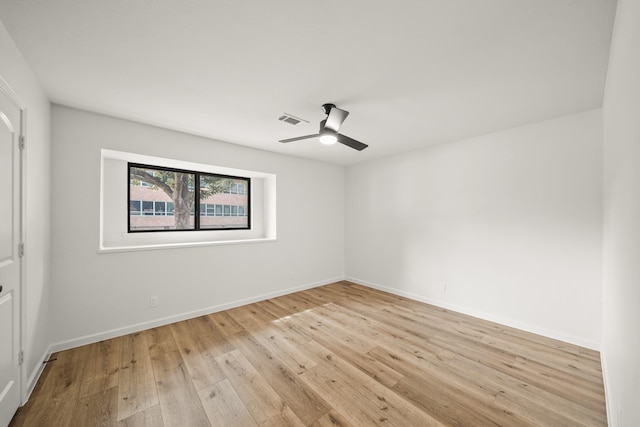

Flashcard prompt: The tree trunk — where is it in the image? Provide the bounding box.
[172,172,192,229]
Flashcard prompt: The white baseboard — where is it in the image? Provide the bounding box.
[49,276,343,353]
[345,276,600,351]
[600,352,613,426]
[23,346,52,404]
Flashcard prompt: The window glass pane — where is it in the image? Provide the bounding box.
[200,204,206,215]
[155,201,166,215]
[142,201,154,216]
[129,165,195,231]
[198,175,250,229]
[130,200,141,215]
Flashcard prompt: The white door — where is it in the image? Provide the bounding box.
[0,83,22,427]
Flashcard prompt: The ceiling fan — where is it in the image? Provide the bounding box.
[279,103,368,151]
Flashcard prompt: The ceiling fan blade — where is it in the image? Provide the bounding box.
[324,106,349,132]
[337,134,368,151]
[279,134,319,143]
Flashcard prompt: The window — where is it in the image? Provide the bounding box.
[142,201,154,216]
[129,163,250,232]
[224,182,248,195]
[130,200,175,217]
[130,200,141,215]
[154,201,166,216]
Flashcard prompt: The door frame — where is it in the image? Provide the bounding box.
[0,74,27,406]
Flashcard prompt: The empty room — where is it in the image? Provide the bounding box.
[0,0,638,426]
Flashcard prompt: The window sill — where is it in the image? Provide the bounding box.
[98,237,277,254]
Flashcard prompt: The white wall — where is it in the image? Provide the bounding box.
[50,105,344,348]
[602,0,640,425]
[0,21,52,395]
[346,110,603,349]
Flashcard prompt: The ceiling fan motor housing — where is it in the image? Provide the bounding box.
[321,103,336,115]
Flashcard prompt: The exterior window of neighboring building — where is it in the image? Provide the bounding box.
[130,200,175,217]
[224,182,248,195]
[130,200,141,215]
[196,203,248,217]
[128,163,250,232]
[142,201,154,216]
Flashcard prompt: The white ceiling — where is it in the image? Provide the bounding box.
[0,0,617,166]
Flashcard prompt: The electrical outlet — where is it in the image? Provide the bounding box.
[149,296,159,308]
[439,282,447,293]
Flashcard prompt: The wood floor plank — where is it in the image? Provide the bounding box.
[373,345,516,426]
[249,323,318,375]
[45,345,93,400]
[74,387,119,427]
[448,355,607,425]
[226,303,278,332]
[226,331,331,425]
[512,356,607,411]
[150,346,210,426]
[11,282,608,427]
[299,364,398,426]
[11,345,94,427]
[198,379,257,427]
[367,340,535,427]
[431,331,605,413]
[117,332,159,421]
[254,298,298,320]
[214,349,305,427]
[79,338,122,399]
[270,292,324,315]
[281,301,378,355]
[175,314,235,357]
[316,301,458,366]
[143,326,179,356]
[481,333,603,381]
[309,410,351,427]
[299,340,445,427]
[169,316,227,390]
[393,372,535,427]
[117,405,164,427]
[206,310,246,338]
[290,311,406,388]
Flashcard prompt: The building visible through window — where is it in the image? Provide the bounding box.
[128,163,250,232]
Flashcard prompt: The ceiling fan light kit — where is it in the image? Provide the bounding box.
[319,129,338,145]
[279,103,368,151]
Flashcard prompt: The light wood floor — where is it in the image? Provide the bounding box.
[10,281,607,426]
